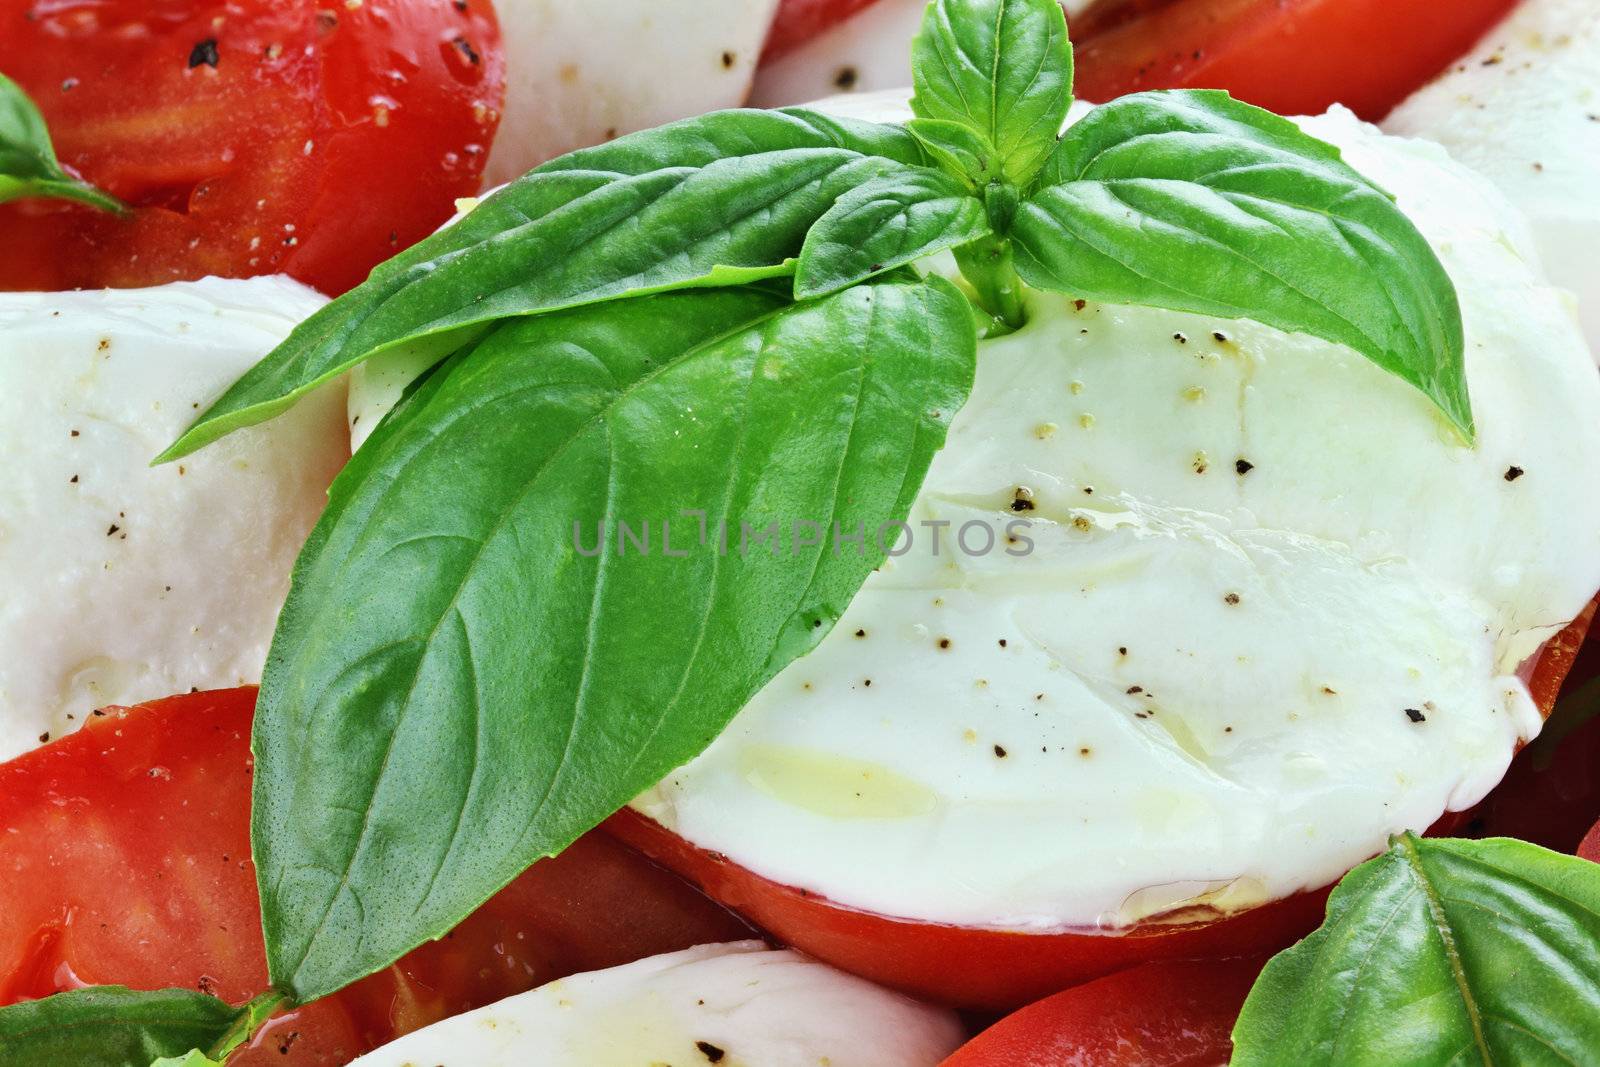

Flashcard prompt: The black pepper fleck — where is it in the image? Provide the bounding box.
[1224,592,1241,605]
[696,1040,726,1063]
[854,628,866,638]
[1504,465,1524,482]
[834,66,858,90]
[1405,708,1427,723]
[188,38,220,69]
[1235,458,1254,475]
[937,637,952,650]
[451,35,481,65]
[721,50,736,68]
[993,744,1007,758]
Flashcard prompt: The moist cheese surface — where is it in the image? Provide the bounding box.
[0,277,346,761]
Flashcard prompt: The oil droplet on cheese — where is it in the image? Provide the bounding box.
[739,744,938,819]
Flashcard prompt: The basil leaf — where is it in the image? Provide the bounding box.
[1013,90,1472,440]
[156,108,925,463]
[1232,835,1600,1066]
[795,166,989,297]
[910,0,1072,187]
[0,72,125,214]
[0,987,243,1067]
[252,277,976,1002]
[906,118,998,189]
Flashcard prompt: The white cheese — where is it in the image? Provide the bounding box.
[486,0,780,186]
[347,942,964,1067]
[634,102,1600,929]
[1384,0,1600,356]
[0,277,346,761]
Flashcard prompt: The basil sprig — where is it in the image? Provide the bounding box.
[0,72,125,214]
[1232,835,1600,1065]
[153,0,1477,1010]
[0,986,281,1067]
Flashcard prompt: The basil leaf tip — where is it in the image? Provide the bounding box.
[0,71,126,215]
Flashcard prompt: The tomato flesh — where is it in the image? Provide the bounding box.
[0,688,751,1064]
[0,0,505,295]
[1071,0,1520,121]
[941,955,1266,1067]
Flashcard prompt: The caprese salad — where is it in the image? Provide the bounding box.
[2,1,1600,1065]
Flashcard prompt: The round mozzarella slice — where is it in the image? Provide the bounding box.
[633,101,1600,929]
[0,277,346,761]
[486,0,780,186]
[347,941,964,1067]
[1384,0,1600,357]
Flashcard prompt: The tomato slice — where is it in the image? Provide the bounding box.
[941,956,1266,1067]
[1580,819,1600,865]
[0,0,505,295]
[605,608,1595,1011]
[763,0,887,62]
[0,688,751,1064]
[1071,0,1520,120]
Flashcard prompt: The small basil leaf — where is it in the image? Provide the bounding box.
[795,166,990,297]
[252,277,977,1002]
[0,986,243,1067]
[1232,835,1600,1066]
[0,72,125,214]
[156,107,924,463]
[1012,90,1472,440]
[906,118,999,189]
[910,0,1072,187]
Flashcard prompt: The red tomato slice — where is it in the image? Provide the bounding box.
[763,0,887,62]
[0,688,752,1064]
[941,956,1266,1067]
[0,0,505,296]
[605,608,1594,1011]
[1071,0,1520,121]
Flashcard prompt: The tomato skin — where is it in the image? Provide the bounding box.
[1580,820,1600,864]
[0,688,751,1064]
[941,956,1266,1067]
[1071,0,1520,121]
[763,0,887,62]
[606,609,1594,1011]
[607,805,1325,1012]
[0,0,505,295]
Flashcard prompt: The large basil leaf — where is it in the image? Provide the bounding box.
[1013,90,1472,440]
[910,0,1072,187]
[1232,835,1600,1065]
[157,108,925,462]
[795,166,990,297]
[0,72,124,214]
[252,277,977,1001]
[0,987,250,1067]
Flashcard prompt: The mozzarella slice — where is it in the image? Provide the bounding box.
[750,0,1093,109]
[1384,0,1600,356]
[634,101,1600,929]
[347,942,964,1067]
[0,277,346,762]
[486,0,780,186]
